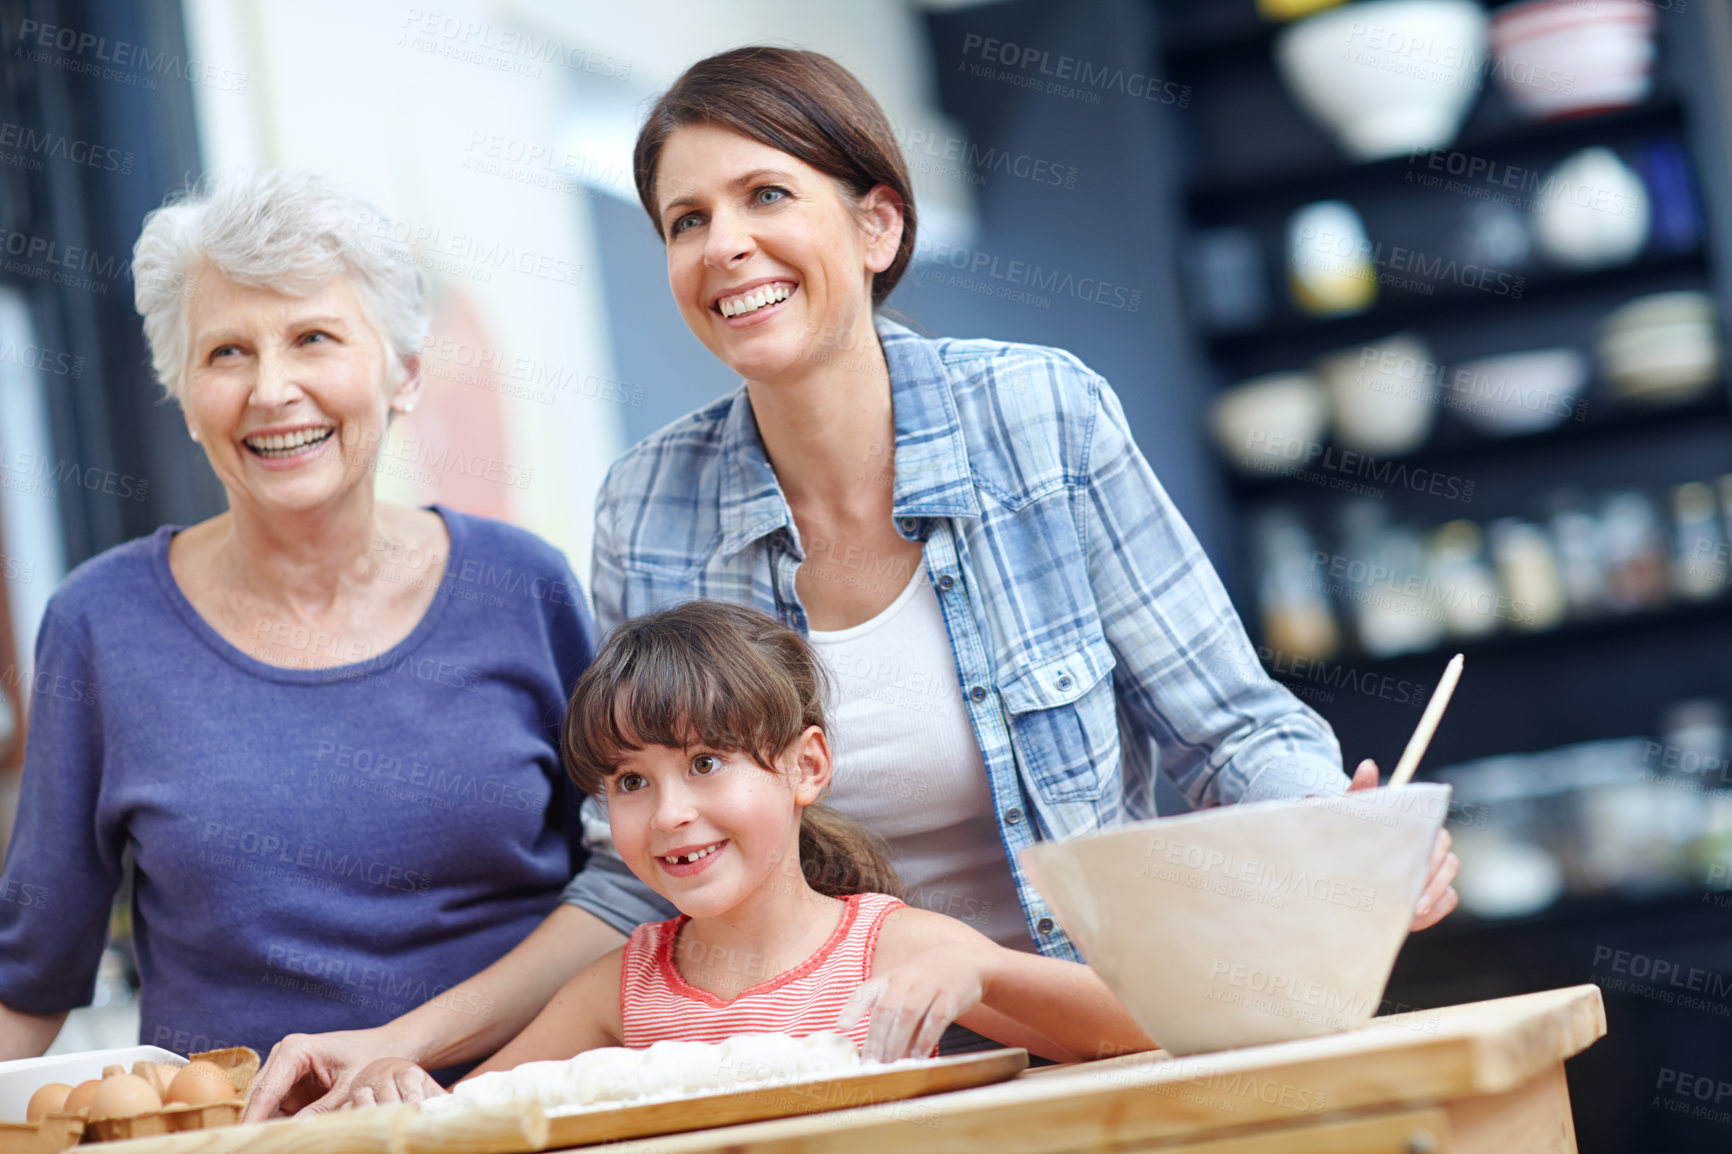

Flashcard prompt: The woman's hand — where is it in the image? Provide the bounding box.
[1348,759,1460,931]
[835,941,996,1062]
[344,1059,446,1109]
[245,1028,409,1120]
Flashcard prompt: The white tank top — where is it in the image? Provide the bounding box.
[807,560,1034,951]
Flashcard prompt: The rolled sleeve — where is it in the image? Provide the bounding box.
[1083,376,1346,808]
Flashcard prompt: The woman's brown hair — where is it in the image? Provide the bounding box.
[564,600,901,899]
[632,46,918,308]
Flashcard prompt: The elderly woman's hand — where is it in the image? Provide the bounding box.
[1347,759,1460,931]
[244,1027,410,1120]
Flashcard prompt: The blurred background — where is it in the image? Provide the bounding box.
[0,0,1727,1148]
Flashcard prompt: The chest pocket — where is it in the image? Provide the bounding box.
[997,636,1120,804]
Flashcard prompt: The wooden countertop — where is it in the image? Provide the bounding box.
[74,986,1604,1154]
[563,985,1605,1154]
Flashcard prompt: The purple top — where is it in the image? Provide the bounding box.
[0,507,594,1056]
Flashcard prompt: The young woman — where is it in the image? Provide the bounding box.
[249,47,1456,1115]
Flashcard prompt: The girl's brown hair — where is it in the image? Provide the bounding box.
[632,46,918,308]
[564,600,901,899]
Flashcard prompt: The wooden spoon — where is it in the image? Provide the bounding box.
[1388,653,1464,787]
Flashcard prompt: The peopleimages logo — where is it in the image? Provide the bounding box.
[914,239,1143,311]
[398,9,632,81]
[896,125,1079,190]
[0,443,148,501]
[15,19,248,93]
[959,34,1190,107]
[0,122,132,173]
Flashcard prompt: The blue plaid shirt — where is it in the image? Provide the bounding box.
[561,317,1346,960]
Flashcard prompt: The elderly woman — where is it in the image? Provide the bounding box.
[0,171,599,1068]
[250,48,1461,1113]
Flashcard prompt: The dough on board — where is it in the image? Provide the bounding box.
[425,1032,866,1115]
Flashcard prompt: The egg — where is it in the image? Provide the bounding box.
[164,1060,238,1106]
[88,1073,163,1120]
[25,1083,72,1122]
[61,1080,103,1116]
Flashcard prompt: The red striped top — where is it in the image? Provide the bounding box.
[620,892,907,1050]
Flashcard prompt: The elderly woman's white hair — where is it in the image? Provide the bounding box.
[133,169,430,404]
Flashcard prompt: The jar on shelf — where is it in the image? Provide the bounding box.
[1251,506,1340,662]
[1427,520,1504,640]
[1669,481,1729,601]
[1334,500,1445,658]
[1488,518,1567,632]
[1545,492,1605,619]
[1599,491,1670,612]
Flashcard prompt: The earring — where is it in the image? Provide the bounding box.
[189,428,201,442]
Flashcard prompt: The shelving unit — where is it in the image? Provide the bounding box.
[1149,0,1732,740]
[1203,246,1709,351]
[1350,581,1732,666]
[1185,95,1686,205]
[1147,4,1732,1150]
[1227,391,1729,501]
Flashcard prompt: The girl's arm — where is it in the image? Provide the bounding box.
[245,906,625,1118]
[467,944,626,1076]
[340,947,626,1108]
[842,907,1154,1063]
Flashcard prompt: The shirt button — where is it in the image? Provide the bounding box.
[1005,807,1023,825]
[937,573,955,592]
[899,517,918,535]
[1037,917,1055,935]
[969,685,988,703]
[1056,672,1073,690]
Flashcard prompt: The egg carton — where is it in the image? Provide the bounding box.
[0,1047,257,1151]
[0,1117,81,1154]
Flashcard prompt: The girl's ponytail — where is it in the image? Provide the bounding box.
[798,804,902,899]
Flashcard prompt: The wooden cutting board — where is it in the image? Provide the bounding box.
[71,1050,1026,1154]
[540,1048,1028,1149]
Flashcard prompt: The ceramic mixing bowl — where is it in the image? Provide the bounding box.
[1021,784,1451,1055]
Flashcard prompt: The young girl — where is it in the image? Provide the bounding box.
[349,602,1152,1105]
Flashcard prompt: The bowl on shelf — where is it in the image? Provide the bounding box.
[1489,0,1659,121]
[1532,147,1651,270]
[1318,333,1438,456]
[1596,291,1721,404]
[1210,372,1330,475]
[1021,785,1451,1055]
[1275,0,1488,161]
[1446,348,1590,436]
[1287,200,1378,317]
